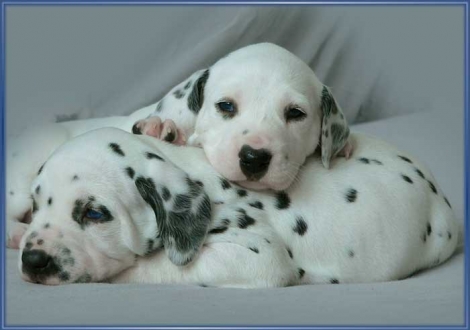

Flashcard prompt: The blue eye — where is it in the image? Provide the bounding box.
[85,209,103,220]
[216,101,237,117]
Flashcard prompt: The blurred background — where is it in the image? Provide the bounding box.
[5,5,463,133]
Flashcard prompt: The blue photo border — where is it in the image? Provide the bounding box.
[0,1,468,329]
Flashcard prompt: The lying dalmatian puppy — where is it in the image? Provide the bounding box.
[18,128,460,287]
[7,42,351,248]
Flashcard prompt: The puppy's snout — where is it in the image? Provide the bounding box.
[238,145,272,180]
[22,250,59,276]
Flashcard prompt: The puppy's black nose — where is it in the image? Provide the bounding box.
[22,250,59,276]
[238,145,272,180]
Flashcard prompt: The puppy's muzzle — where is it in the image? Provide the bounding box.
[22,250,59,278]
[238,145,272,181]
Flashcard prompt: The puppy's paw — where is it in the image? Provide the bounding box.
[337,140,353,159]
[132,117,186,145]
[7,221,29,249]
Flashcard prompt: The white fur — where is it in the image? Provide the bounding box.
[17,128,460,287]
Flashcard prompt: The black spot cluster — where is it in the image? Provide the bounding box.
[293,217,308,236]
[357,157,383,165]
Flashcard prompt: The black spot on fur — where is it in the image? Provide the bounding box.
[72,175,79,181]
[32,198,38,213]
[156,100,164,112]
[59,272,70,282]
[358,157,370,164]
[161,186,171,201]
[220,177,232,190]
[29,231,38,239]
[44,223,50,229]
[35,185,40,195]
[109,143,125,156]
[208,226,228,235]
[132,123,142,135]
[415,168,425,179]
[62,247,71,255]
[25,242,33,250]
[37,164,45,175]
[444,197,452,208]
[146,152,164,161]
[187,69,209,114]
[298,268,305,279]
[9,191,14,195]
[348,250,355,258]
[398,155,413,163]
[447,231,452,240]
[48,197,53,206]
[146,239,154,255]
[427,222,432,236]
[74,273,92,283]
[248,201,263,210]
[126,167,135,179]
[184,81,191,90]
[286,247,293,259]
[187,177,203,197]
[238,212,256,229]
[174,194,191,211]
[249,247,259,254]
[242,129,249,135]
[173,89,185,99]
[293,217,308,236]
[346,188,357,202]
[401,174,413,184]
[428,181,437,194]
[264,238,271,244]
[237,189,248,197]
[164,130,176,142]
[275,191,291,210]
[330,278,339,284]
[422,232,427,243]
[371,159,383,165]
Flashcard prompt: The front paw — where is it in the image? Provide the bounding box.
[336,140,353,159]
[132,117,187,145]
[7,221,29,249]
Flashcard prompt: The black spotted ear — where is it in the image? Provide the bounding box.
[133,174,211,266]
[161,177,211,266]
[320,86,350,169]
[187,69,210,114]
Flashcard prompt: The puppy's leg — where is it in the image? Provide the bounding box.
[6,123,71,248]
[336,140,353,159]
[131,69,209,145]
[112,230,298,288]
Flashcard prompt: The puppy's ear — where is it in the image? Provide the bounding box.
[187,69,210,114]
[160,177,211,266]
[121,176,161,256]
[132,174,211,266]
[319,86,350,169]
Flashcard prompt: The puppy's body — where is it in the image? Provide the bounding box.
[18,128,460,287]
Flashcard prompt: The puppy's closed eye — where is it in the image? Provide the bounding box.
[285,106,306,122]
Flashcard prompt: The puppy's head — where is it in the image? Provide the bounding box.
[18,128,211,285]
[191,43,349,191]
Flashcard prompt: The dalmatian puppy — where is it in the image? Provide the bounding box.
[6,42,350,249]
[18,128,460,287]
[132,42,352,191]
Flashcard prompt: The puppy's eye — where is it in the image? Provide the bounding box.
[285,107,306,122]
[216,100,237,118]
[84,209,103,220]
